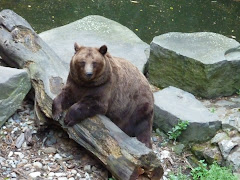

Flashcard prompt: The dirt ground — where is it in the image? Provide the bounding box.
[0,99,191,180]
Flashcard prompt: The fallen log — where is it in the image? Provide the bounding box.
[0,9,163,180]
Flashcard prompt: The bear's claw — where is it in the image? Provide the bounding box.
[64,118,76,127]
[52,112,63,121]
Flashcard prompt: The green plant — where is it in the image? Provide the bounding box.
[191,160,208,180]
[191,160,237,180]
[167,120,189,141]
[210,107,215,113]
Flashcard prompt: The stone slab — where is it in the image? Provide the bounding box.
[39,15,149,72]
[154,86,221,143]
[0,66,31,127]
[148,32,240,98]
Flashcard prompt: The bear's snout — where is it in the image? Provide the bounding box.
[84,63,93,79]
[86,72,93,79]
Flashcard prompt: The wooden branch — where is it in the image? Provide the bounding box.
[0,9,163,180]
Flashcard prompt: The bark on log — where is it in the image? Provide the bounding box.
[0,9,163,180]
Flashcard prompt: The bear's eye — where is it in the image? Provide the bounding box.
[79,61,85,67]
[92,62,98,68]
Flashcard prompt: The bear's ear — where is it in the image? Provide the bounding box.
[74,42,83,52]
[99,45,108,56]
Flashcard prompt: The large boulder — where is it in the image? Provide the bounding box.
[0,66,31,127]
[154,86,221,143]
[148,32,240,98]
[39,15,149,72]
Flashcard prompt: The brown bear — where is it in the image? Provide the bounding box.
[52,43,154,148]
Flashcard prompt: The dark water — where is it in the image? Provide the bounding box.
[0,0,239,43]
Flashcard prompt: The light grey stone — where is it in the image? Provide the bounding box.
[10,172,17,178]
[43,147,57,154]
[0,66,31,127]
[33,162,43,169]
[84,165,92,173]
[48,172,55,177]
[55,172,66,177]
[218,139,238,159]
[53,153,62,160]
[0,157,6,164]
[148,32,240,98]
[154,86,221,143]
[58,177,68,180]
[39,15,149,72]
[231,97,240,102]
[15,133,25,149]
[215,100,235,107]
[71,169,77,175]
[231,136,240,144]
[29,172,41,178]
[211,132,229,144]
[14,152,24,159]
[226,147,240,171]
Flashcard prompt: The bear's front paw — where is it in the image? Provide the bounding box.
[64,111,78,127]
[53,111,63,121]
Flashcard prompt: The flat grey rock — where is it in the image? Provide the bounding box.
[148,32,240,98]
[211,132,229,145]
[0,66,31,127]
[201,96,240,132]
[154,86,221,143]
[218,139,238,159]
[227,147,240,171]
[39,15,149,72]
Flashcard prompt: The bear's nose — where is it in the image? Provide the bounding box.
[86,72,93,78]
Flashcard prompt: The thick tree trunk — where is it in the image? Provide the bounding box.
[0,9,163,180]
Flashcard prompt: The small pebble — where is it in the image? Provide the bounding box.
[84,165,92,173]
[20,159,28,164]
[11,172,17,178]
[152,136,158,142]
[14,152,24,159]
[29,172,41,178]
[55,172,66,177]
[54,154,62,160]
[8,151,13,157]
[92,166,97,171]
[43,165,48,170]
[48,172,55,177]
[58,177,68,180]
[43,147,57,154]
[68,177,75,180]
[71,169,77,175]
[6,160,16,168]
[33,162,43,169]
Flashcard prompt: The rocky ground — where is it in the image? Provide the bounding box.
[0,99,191,180]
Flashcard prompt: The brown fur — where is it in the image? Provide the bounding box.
[52,44,154,148]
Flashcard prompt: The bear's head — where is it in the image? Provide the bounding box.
[70,43,109,84]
